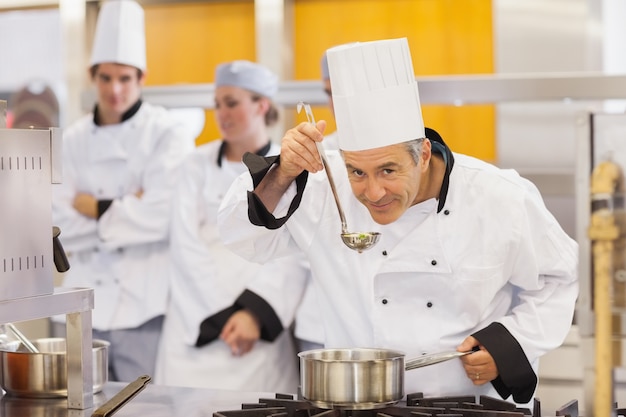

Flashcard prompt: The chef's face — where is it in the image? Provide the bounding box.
[214,86,267,143]
[92,63,144,123]
[342,140,431,225]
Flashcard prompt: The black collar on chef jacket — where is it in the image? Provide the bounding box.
[425,127,455,213]
[92,99,142,126]
[217,140,272,167]
[243,127,455,230]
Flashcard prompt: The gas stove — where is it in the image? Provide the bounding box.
[212,392,598,417]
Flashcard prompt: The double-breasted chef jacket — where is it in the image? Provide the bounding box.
[52,100,194,331]
[217,127,579,405]
[155,140,307,392]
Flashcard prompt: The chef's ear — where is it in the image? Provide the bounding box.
[420,138,432,172]
[137,68,147,85]
[256,96,270,114]
[88,65,98,80]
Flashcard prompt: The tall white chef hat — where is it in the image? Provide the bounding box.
[90,0,147,71]
[327,38,425,151]
[215,60,279,98]
[320,52,330,80]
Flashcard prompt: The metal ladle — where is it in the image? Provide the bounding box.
[297,101,380,253]
[6,323,39,353]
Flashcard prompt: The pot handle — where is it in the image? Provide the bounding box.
[405,350,473,370]
[91,375,152,417]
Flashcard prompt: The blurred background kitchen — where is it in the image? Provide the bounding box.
[3,0,626,414]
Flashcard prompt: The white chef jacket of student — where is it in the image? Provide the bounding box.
[155,140,307,392]
[218,150,578,401]
[52,103,194,330]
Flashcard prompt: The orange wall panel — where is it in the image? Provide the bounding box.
[141,0,495,159]
[293,0,495,161]
[144,1,256,145]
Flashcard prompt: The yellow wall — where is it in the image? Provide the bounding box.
[144,0,495,160]
[144,1,256,145]
[293,0,494,161]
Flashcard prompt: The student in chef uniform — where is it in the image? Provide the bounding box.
[217,38,579,405]
[51,0,194,382]
[154,60,306,393]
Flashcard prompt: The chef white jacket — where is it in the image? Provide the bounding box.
[155,140,308,393]
[52,102,194,330]
[217,133,578,404]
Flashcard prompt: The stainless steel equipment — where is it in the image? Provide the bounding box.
[298,348,473,410]
[576,112,626,417]
[0,124,58,300]
[0,338,109,398]
[0,100,95,410]
[299,348,404,409]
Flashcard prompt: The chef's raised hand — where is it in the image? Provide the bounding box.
[220,309,261,357]
[457,336,499,385]
[278,120,327,179]
[254,120,327,212]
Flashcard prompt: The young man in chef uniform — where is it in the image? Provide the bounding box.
[51,0,193,381]
[218,38,579,405]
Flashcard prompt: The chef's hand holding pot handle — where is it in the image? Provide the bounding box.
[457,336,499,385]
[220,309,261,357]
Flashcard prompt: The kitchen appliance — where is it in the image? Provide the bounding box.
[213,391,607,417]
[0,100,96,410]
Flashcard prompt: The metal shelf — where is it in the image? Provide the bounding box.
[80,72,626,111]
[0,287,95,410]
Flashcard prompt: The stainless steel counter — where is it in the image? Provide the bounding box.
[0,382,276,417]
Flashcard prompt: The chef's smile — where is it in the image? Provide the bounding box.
[342,142,425,225]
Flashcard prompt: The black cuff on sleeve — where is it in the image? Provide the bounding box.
[472,322,537,404]
[195,305,239,347]
[235,289,284,342]
[244,152,280,187]
[243,152,309,230]
[97,199,113,219]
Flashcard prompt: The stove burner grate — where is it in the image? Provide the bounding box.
[213,393,543,417]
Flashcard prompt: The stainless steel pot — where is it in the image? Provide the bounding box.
[298,348,474,410]
[0,337,109,398]
[299,348,405,410]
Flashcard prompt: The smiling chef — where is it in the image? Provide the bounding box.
[217,38,579,405]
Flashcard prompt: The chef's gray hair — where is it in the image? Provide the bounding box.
[405,138,425,165]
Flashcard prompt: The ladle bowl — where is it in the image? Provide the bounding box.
[341,232,381,253]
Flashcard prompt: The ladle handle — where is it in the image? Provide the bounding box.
[297,101,349,235]
[6,323,39,353]
[314,141,349,234]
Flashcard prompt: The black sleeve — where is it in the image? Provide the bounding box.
[195,305,239,347]
[194,290,285,347]
[235,289,284,342]
[472,322,537,404]
[97,199,113,219]
[242,152,309,230]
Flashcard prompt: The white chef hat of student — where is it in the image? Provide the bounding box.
[215,60,279,98]
[90,0,147,71]
[326,38,425,151]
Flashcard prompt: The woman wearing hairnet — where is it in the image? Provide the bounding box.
[155,60,307,392]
